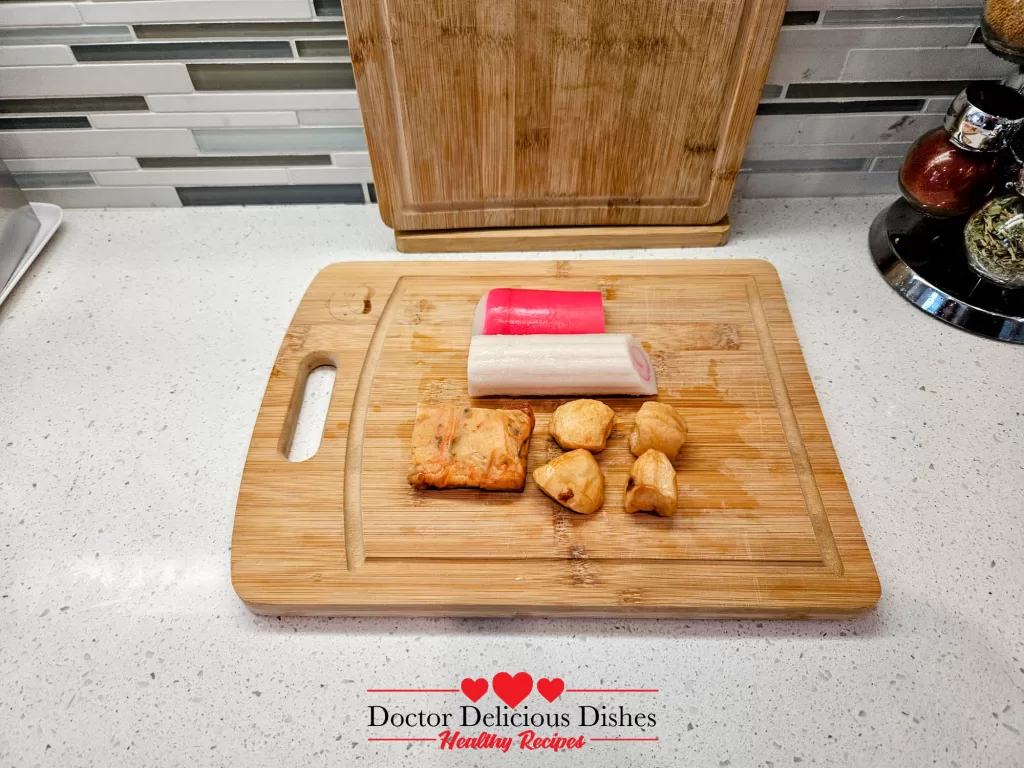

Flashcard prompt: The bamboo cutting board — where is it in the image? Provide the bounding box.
[231,260,880,617]
[344,0,786,233]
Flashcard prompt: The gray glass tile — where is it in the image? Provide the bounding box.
[296,39,349,58]
[761,84,784,100]
[782,11,819,25]
[134,21,345,40]
[736,171,898,198]
[2,25,132,46]
[313,0,343,17]
[767,50,844,83]
[842,47,1015,81]
[741,158,870,173]
[924,96,955,113]
[777,24,976,51]
[14,172,95,188]
[177,184,363,206]
[748,115,804,145]
[798,113,943,144]
[0,116,91,130]
[72,42,293,63]
[823,7,983,25]
[193,127,366,153]
[786,80,989,99]
[138,155,332,168]
[744,142,914,162]
[758,99,925,115]
[188,62,354,91]
[870,156,906,173]
[0,96,149,114]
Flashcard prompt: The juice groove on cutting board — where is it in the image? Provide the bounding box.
[231,260,880,617]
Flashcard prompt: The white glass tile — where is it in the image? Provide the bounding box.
[147,90,360,112]
[23,186,183,207]
[287,166,371,184]
[0,46,76,67]
[78,0,313,25]
[90,111,298,128]
[0,2,81,27]
[0,63,193,99]
[5,156,140,173]
[0,129,197,158]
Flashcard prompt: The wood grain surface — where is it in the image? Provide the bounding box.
[231,260,880,617]
[344,0,786,231]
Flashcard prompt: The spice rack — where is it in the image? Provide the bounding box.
[870,1,1024,344]
[870,200,1024,343]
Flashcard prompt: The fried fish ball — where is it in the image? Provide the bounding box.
[628,401,687,459]
[533,449,605,515]
[550,399,615,452]
[624,449,678,516]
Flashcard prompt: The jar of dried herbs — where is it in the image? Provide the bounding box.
[964,193,1024,288]
[982,0,1024,62]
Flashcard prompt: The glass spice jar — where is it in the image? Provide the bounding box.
[899,128,1001,217]
[964,168,1024,288]
[898,82,1024,218]
[982,0,1024,63]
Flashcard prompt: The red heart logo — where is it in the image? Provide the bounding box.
[491,672,533,708]
[536,677,565,703]
[460,677,488,703]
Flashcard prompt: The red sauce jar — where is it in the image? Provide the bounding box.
[898,82,1024,218]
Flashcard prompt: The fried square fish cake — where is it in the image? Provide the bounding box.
[408,403,535,491]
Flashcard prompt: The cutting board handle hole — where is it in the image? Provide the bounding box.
[285,361,337,462]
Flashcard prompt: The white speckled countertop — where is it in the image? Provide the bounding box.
[1,198,1022,767]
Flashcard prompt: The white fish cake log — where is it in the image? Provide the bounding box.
[467,334,657,397]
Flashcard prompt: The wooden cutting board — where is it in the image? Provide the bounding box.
[231,260,880,617]
[345,0,785,233]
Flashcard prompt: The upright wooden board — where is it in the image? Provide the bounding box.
[344,0,786,231]
[231,260,880,617]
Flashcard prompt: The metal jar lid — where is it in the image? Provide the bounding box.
[943,81,1024,152]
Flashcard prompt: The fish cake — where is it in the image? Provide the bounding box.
[408,403,535,491]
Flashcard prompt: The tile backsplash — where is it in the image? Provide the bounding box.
[0,0,1017,207]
